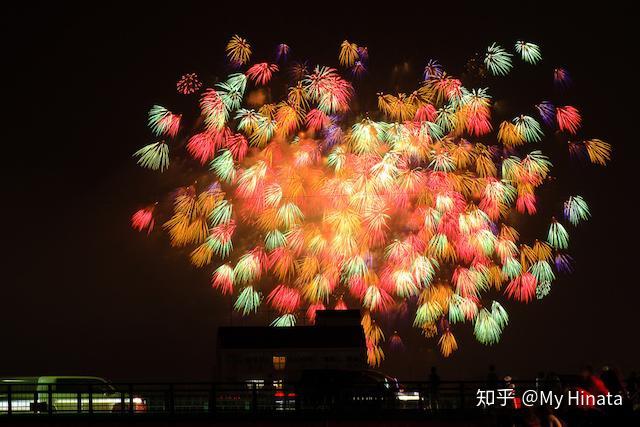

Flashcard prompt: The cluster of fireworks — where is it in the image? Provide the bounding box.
[132,36,610,365]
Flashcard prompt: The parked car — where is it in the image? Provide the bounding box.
[297,369,405,410]
[0,376,147,414]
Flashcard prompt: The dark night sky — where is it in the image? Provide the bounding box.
[3,4,638,381]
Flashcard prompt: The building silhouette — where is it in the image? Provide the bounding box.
[216,310,366,383]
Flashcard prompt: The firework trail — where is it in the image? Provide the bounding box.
[132,35,611,365]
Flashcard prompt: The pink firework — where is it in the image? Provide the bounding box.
[305,108,330,131]
[212,265,234,295]
[187,129,229,164]
[246,63,279,86]
[226,133,249,161]
[334,298,348,310]
[553,68,571,89]
[131,205,156,234]
[389,332,405,351]
[465,107,492,136]
[176,73,203,95]
[275,43,290,62]
[556,106,582,134]
[306,303,325,323]
[267,284,301,313]
[505,273,537,302]
[414,104,437,122]
[303,66,353,113]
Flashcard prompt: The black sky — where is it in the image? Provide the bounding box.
[3,4,638,381]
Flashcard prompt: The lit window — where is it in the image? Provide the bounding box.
[273,355,286,370]
[245,379,264,389]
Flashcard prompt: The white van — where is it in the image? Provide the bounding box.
[0,376,146,413]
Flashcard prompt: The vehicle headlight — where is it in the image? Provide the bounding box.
[396,391,420,401]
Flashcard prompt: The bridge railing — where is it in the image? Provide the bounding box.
[0,380,541,416]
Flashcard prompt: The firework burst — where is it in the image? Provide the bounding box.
[423,59,443,80]
[564,196,590,226]
[484,43,513,76]
[514,41,542,64]
[133,141,170,171]
[133,37,611,362]
[246,63,279,86]
[176,73,202,95]
[339,40,359,67]
[276,43,290,62]
[226,35,251,66]
[556,106,581,134]
[554,68,571,88]
[148,105,181,137]
[131,205,156,234]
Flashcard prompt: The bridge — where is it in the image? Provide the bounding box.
[2,380,635,425]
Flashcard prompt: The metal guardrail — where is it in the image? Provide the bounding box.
[0,380,540,416]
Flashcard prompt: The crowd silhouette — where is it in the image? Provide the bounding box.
[423,364,639,424]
